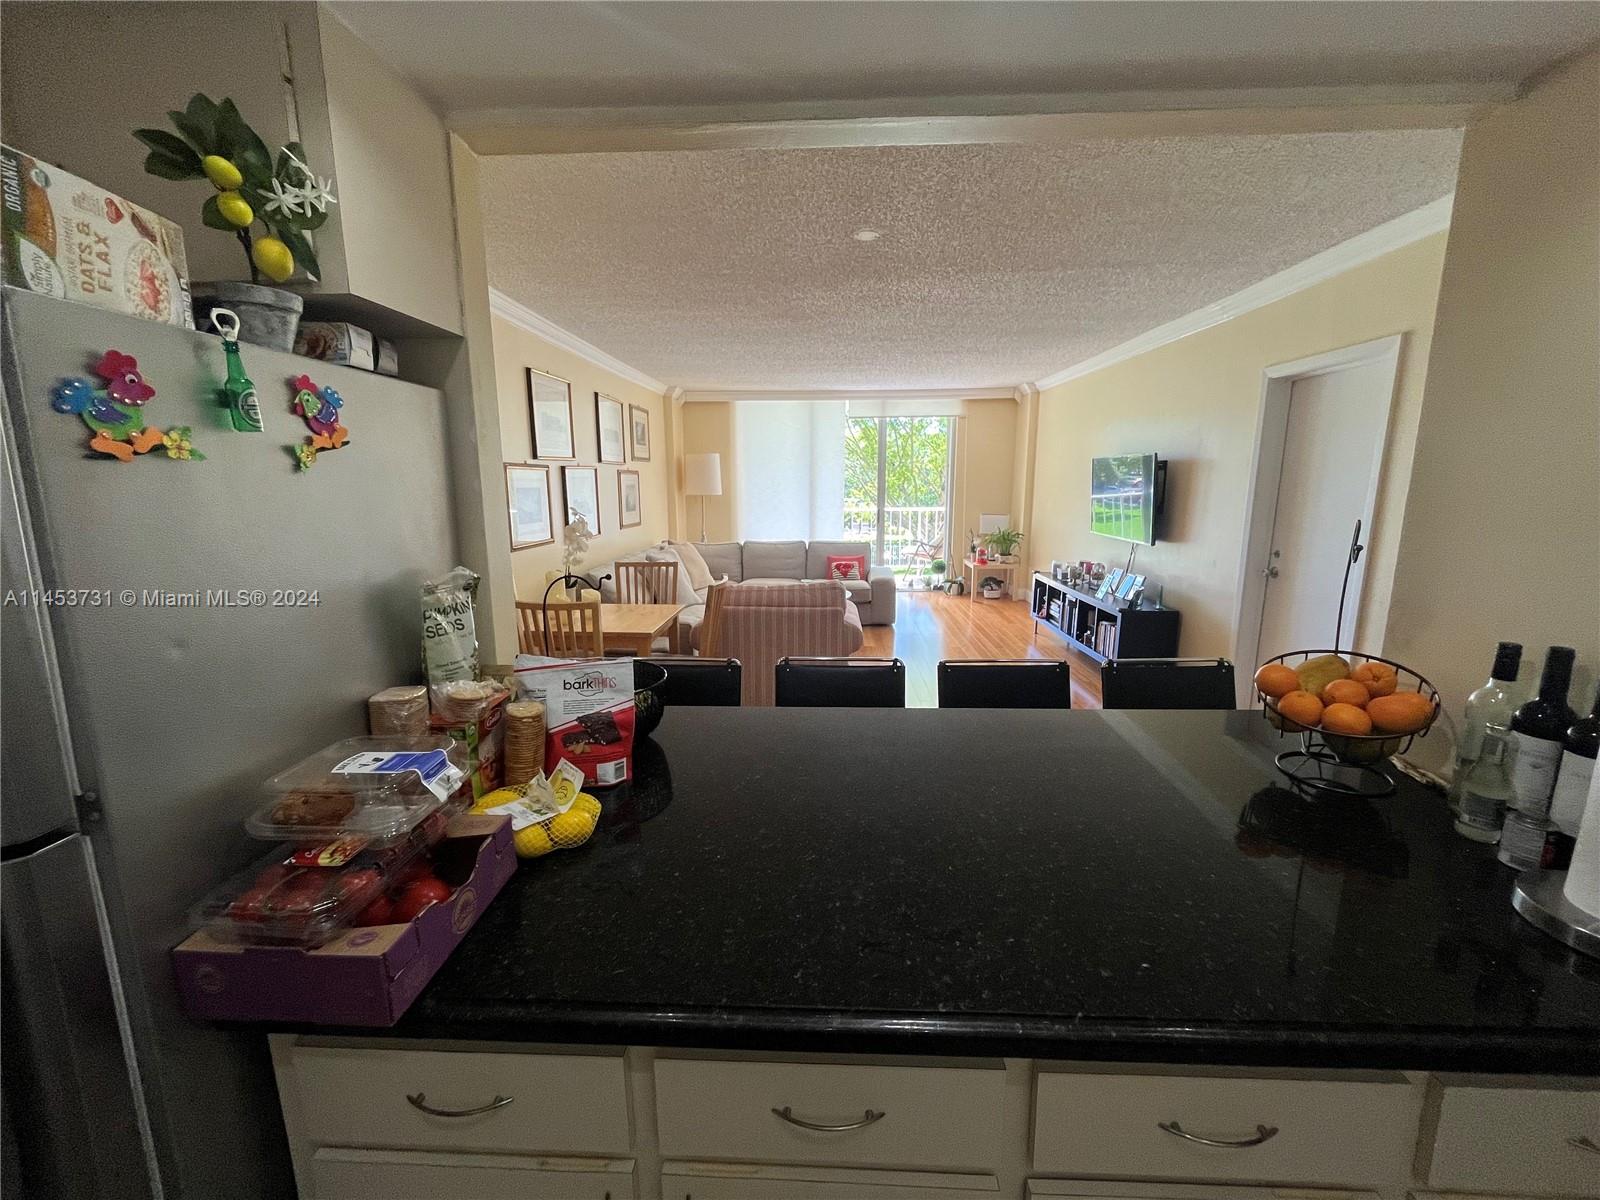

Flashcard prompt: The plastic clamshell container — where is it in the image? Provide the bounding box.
[245,736,468,846]
[191,819,442,948]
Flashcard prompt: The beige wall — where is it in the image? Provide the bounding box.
[1386,48,1600,772]
[1028,232,1449,659]
[678,402,738,541]
[952,398,1021,561]
[491,315,672,597]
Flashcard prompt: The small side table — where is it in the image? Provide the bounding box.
[963,557,1018,600]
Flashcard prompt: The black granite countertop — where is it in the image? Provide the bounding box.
[396,708,1600,1072]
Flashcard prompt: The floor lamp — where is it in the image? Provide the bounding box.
[684,453,722,542]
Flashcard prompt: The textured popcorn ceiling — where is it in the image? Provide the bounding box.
[482,133,1463,389]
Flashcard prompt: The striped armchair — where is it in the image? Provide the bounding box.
[710,581,864,705]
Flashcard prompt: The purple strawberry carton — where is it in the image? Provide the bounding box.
[172,814,514,1026]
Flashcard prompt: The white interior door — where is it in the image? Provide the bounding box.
[1253,358,1392,661]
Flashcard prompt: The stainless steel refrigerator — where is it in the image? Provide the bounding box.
[1,288,460,1198]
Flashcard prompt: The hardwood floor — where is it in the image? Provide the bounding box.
[857,589,1102,708]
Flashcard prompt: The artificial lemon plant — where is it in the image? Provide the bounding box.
[135,94,335,285]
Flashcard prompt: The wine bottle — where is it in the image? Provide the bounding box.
[1449,641,1523,802]
[1508,646,1577,818]
[1454,724,1513,844]
[1549,684,1600,836]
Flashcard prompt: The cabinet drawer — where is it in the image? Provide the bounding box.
[308,1148,634,1199]
[1028,1184,1378,1200]
[662,1160,999,1199]
[654,1057,1004,1171]
[288,1045,630,1155]
[1424,1079,1600,1195]
[1032,1068,1417,1186]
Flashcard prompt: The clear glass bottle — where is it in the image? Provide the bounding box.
[1509,646,1577,818]
[1450,642,1522,803]
[1455,724,1514,843]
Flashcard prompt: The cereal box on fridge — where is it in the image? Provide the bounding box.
[1,145,194,328]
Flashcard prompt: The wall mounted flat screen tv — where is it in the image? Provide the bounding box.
[1090,453,1164,545]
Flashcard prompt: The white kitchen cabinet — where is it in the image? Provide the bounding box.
[654,1055,1005,1172]
[1420,1076,1600,1195]
[661,1160,1000,1198]
[1032,1065,1420,1187]
[1026,1182,1380,1200]
[309,1148,636,1199]
[270,1036,1598,1200]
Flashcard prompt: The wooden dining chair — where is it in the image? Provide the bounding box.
[696,579,732,656]
[515,598,604,657]
[614,559,679,605]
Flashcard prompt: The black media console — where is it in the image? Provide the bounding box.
[1030,571,1181,664]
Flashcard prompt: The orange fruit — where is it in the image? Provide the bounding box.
[1253,663,1300,699]
[1321,679,1371,709]
[1350,661,1398,699]
[1368,691,1434,734]
[1274,690,1324,732]
[1322,702,1373,736]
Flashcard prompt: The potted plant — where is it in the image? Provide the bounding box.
[930,557,947,586]
[984,527,1023,561]
[136,94,336,349]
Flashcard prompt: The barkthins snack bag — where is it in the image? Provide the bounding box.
[512,656,635,787]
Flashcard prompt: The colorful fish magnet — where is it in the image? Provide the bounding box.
[51,350,203,463]
[289,374,348,470]
[210,309,263,432]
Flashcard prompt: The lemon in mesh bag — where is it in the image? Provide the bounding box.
[472,780,599,859]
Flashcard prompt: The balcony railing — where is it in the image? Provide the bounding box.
[842,504,946,573]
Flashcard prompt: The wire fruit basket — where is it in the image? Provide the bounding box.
[1252,521,1440,798]
[1256,648,1440,798]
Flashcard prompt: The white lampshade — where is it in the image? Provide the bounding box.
[684,452,723,497]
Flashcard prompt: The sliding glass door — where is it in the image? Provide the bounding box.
[843,417,952,581]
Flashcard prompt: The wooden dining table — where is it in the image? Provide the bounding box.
[600,602,683,657]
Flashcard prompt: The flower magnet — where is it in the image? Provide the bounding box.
[50,350,202,463]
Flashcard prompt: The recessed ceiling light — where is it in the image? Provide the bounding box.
[851,228,881,242]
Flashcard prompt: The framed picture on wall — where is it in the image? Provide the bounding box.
[618,469,642,528]
[562,465,602,535]
[505,464,554,550]
[596,392,626,464]
[628,404,652,461]
[526,368,575,459]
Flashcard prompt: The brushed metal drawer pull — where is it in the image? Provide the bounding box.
[406,1091,513,1118]
[771,1106,884,1132]
[1569,1135,1600,1156]
[1158,1120,1279,1148]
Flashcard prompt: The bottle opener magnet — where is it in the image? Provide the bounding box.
[210,308,263,433]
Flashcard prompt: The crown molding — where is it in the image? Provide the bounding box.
[488,288,667,393]
[1033,194,1455,392]
[678,386,1018,404]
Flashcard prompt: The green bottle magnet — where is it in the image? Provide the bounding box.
[210,308,263,433]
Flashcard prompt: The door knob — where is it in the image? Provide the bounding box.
[1262,565,1280,579]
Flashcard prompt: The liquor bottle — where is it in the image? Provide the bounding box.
[1449,641,1523,802]
[1508,646,1577,818]
[1455,724,1515,843]
[1549,684,1600,836]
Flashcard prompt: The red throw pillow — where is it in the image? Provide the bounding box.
[826,554,868,582]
